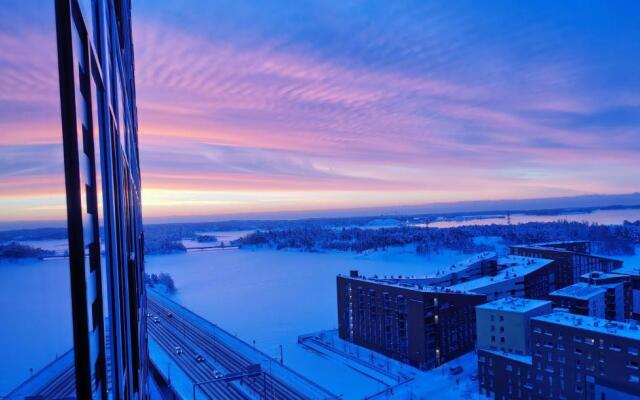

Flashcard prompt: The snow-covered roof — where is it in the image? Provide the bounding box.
[511,244,623,264]
[510,244,574,253]
[339,274,482,296]
[477,296,551,313]
[480,348,532,365]
[580,271,627,281]
[425,251,496,277]
[497,255,554,274]
[532,311,640,341]
[532,240,589,246]
[447,256,553,292]
[550,282,606,300]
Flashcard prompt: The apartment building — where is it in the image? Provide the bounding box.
[613,265,640,320]
[510,241,623,290]
[549,283,608,319]
[337,254,556,370]
[449,256,557,301]
[550,271,634,322]
[476,297,552,355]
[581,271,633,321]
[531,312,640,399]
[478,311,640,399]
[336,271,486,370]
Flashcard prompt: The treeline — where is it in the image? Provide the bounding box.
[0,242,55,259]
[144,272,176,294]
[236,221,640,256]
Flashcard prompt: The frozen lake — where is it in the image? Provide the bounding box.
[145,247,459,352]
[0,259,73,394]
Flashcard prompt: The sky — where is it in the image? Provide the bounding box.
[1,1,639,222]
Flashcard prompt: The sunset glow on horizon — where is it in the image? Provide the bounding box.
[1,1,639,222]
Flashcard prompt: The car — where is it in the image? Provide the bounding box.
[174,346,183,355]
[167,312,174,318]
[152,317,161,324]
[146,313,153,318]
[449,366,464,375]
[195,354,205,363]
[213,370,223,379]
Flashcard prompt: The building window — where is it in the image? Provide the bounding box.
[491,335,496,342]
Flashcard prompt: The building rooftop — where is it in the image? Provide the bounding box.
[338,274,483,296]
[498,255,554,274]
[477,297,551,313]
[448,256,553,292]
[534,240,589,247]
[532,311,640,340]
[425,251,496,278]
[480,348,532,365]
[511,243,623,264]
[550,282,606,300]
[580,271,627,281]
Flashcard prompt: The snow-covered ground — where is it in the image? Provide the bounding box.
[299,330,482,400]
[145,247,463,398]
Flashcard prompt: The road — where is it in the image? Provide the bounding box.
[147,296,312,399]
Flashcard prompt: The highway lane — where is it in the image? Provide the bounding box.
[147,299,310,400]
[147,318,250,399]
[36,365,76,398]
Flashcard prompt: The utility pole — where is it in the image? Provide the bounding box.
[279,344,283,364]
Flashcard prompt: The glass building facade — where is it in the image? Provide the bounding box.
[54,0,147,398]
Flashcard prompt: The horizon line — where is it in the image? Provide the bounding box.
[1,191,639,230]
